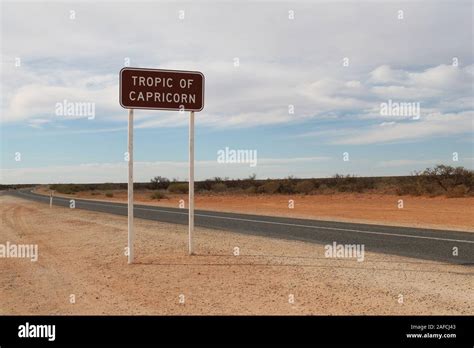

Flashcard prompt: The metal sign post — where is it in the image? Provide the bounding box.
[188,111,195,255]
[128,108,134,264]
[119,67,204,262]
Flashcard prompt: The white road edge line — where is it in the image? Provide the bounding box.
[21,191,474,244]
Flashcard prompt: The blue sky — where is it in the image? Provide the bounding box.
[1,1,473,184]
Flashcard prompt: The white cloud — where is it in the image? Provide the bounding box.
[376,159,441,168]
[330,111,473,145]
[370,64,473,102]
[0,1,472,154]
[370,65,409,84]
[1,68,119,123]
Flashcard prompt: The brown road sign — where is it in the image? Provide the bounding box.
[120,67,205,111]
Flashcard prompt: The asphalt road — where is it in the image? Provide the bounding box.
[7,189,474,264]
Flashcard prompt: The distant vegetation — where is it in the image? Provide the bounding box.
[15,165,470,198]
[0,184,35,191]
[149,176,170,190]
[167,182,189,193]
[150,191,167,200]
[48,183,127,194]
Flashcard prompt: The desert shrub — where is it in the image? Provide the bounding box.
[50,183,126,194]
[325,174,341,188]
[446,184,469,198]
[245,186,257,194]
[150,191,167,200]
[353,177,376,193]
[260,181,281,194]
[105,192,114,197]
[168,183,189,193]
[312,180,321,190]
[198,179,214,191]
[295,180,315,194]
[316,183,328,193]
[419,181,444,196]
[211,183,227,193]
[238,174,258,190]
[396,183,422,196]
[418,165,473,195]
[327,174,352,189]
[91,192,101,196]
[99,183,116,191]
[149,176,170,190]
[279,176,297,194]
[336,185,351,192]
[50,184,81,194]
[198,177,229,191]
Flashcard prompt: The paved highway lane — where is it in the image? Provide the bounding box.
[8,190,474,264]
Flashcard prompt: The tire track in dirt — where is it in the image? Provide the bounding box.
[0,197,159,314]
[0,199,94,313]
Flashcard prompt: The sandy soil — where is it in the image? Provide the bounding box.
[35,186,474,232]
[0,195,472,315]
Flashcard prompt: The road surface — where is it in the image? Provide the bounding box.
[6,189,474,264]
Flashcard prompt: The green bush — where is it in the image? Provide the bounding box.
[446,184,469,198]
[150,191,167,200]
[295,180,314,194]
[260,181,280,194]
[396,183,422,196]
[279,176,297,194]
[245,186,257,194]
[105,192,114,198]
[317,183,328,192]
[149,176,170,190]
[211,183,227,193]
[168,183,189,193]
[50,184,80,194]
[419,165,474,194]
[353,178,376,193]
